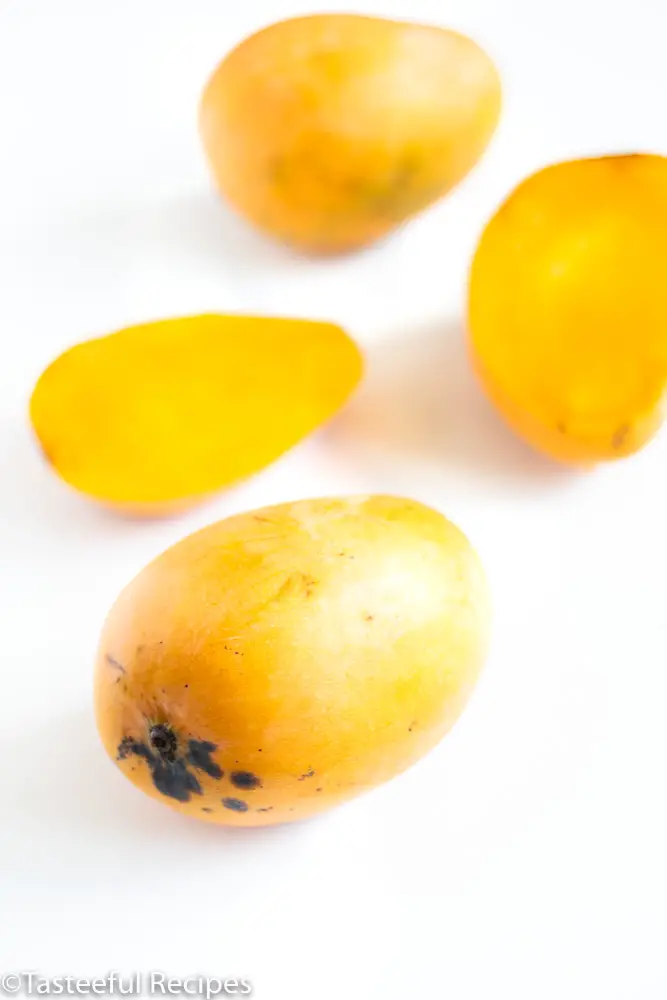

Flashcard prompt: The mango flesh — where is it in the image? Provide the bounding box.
[94,495,491,827]
[29,314,362,513]
[199,14,501,254]
[468,154,667,464]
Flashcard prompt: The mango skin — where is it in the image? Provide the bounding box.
[468,154,667,464]
[29,314,362,514]
[199,14,501,254]
[94,495,491,827]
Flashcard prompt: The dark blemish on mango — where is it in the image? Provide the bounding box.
[230,770,261,790]
[316,788,323,792]
[556,421,567,434]
[363,612,374,622]
[612,424,631,449]
[118,737,202,802]
[202,807,213,813]
[187,739,223,779]
[118,737,153,764]
[117,726,222,803]
[257,806,273,813]
[152,759,202,801]
[223,797,249,812]
[299,769,315,781]
[149,723,178,762]
[106,654,126,673]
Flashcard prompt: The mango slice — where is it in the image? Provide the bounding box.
[468,154,667,464]
[29,314,363,512]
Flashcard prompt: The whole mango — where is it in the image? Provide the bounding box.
[95,495,491,826]
[199,14,501,254]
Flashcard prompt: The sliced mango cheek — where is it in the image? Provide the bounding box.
[29,313,363,509]
[469,154,667,464]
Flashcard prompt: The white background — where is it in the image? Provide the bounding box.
[1,1,666,997]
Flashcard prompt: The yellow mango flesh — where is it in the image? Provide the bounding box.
[29,314,363,511]
[468,154,667,464]
[200,14,501,254]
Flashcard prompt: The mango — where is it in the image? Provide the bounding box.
[468,154,667,464]
[29,314,362,514]
[199,14,501,254]
[94,495,491,826]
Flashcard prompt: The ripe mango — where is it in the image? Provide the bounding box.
[95,495,491,826]
[468,154,667,464]
[29,314,362,514]
[199,14,501,254]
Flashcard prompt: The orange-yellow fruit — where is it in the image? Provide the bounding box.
[94,495,491,827]
[468,154,667,464]
[199,13,501,254]
[29,314,362,514]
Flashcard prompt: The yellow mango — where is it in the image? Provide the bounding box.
[468,154,667,464]
[29,314,363,513]
[200,14,501,254]
[95,495,491,826]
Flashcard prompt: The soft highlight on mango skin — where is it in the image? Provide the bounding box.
[94,495,491,827]
[199,13,501,254]
[468,154,667,465]
[29,314,363,513]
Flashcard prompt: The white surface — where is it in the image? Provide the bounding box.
[1,1,666,997]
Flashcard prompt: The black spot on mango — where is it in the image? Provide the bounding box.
[230,770,261,790]
[187,739,223,779]
[223,797,249,813]
[116,727,221,803]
